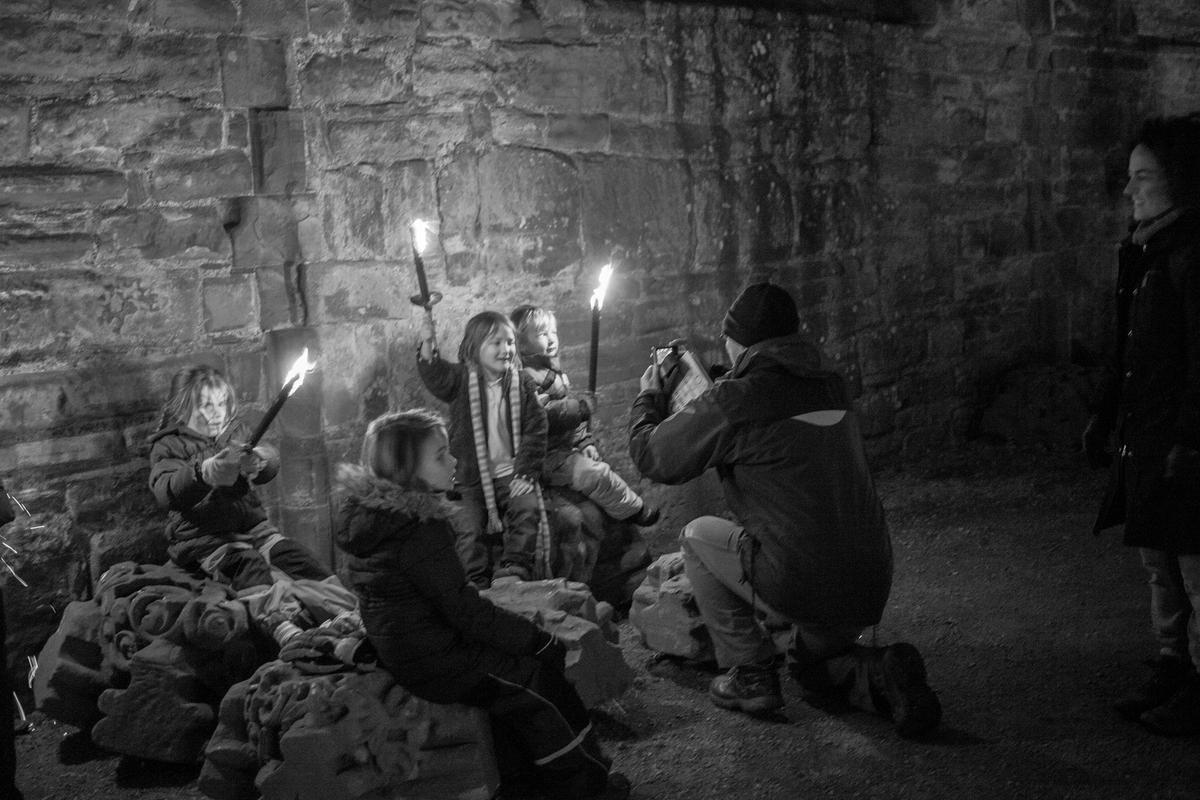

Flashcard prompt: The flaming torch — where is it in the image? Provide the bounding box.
[587,263,614,395]
[247,348,317,448]
[409,219,442,312]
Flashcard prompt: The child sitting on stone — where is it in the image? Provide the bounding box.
[334,408,629,800]
[510,305,659,528]
[149,366,360,646]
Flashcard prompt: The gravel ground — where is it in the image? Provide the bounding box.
[14,446,1200,799]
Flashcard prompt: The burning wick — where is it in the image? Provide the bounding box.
[409,219,443,310]
[246,348,317,448]
[587,263,614,394]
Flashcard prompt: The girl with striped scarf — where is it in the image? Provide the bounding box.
[417,311,550,587]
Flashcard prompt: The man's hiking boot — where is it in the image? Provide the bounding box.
[1139,673,1200,736]
[709,661,784,714]
[873,643,942,738]
[1114,654,1193,721]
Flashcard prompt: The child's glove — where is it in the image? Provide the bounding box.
[532,630,567,673]
[510,474,536,498]
[200,448,241,487]
[236,445,267,480]
[577,394,594,421]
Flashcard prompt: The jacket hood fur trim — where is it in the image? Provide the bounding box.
[335,463,451,523]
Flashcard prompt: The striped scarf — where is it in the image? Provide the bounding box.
[467,367,553,577]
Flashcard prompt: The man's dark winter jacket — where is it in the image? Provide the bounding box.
[148,418,279,567]
[629,334,892,627]
[417,356,548,487]
[334,465,545,703]
[1092,209,1200,552]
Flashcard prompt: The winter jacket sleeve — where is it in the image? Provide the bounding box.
[149,435,214,511]
[418,354,465,404]
[408,524,542,655]
[629,383,738,485]
[514,371,548,479]
[1171,242,1200,450]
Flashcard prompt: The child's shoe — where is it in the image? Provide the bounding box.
[629,502,660,527]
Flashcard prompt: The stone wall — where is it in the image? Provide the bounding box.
[2,0,1200,667]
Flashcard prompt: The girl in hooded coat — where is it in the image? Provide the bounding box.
[333,409,628,800]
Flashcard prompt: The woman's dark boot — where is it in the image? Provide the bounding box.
[1114,654,1192,721]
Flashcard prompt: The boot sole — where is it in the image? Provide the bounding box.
[709,689,785,714]
[881,643,942,738]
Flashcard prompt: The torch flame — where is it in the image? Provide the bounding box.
[284,348,317,396]
[590,263,614,311]
[411,220,429,254]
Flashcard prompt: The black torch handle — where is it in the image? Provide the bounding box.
[246,374,298,448]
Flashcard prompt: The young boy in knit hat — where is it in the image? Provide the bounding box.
[629,281,941,738]
[510,305,659,528]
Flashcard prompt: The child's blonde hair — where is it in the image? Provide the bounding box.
[159,365,237,432]
[362,408,447,489]
[457,311,517,367]
[510,305,556,354]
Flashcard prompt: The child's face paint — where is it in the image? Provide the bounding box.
[522,322,559,358]
[413,428,456,492]
[478,325,516,379]
[188,386,229,437]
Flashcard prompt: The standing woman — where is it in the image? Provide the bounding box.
[1085,113,1200,736]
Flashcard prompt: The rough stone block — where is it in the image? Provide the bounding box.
[482,577,632,708]
[241,0,311,35]
[227,196,300,268]
[578,155,691,274]
[222,37,288,109]
[203,274,257,333]
[34,99,225,167]
[251,109,307,195]
[0,102,30,160]
[628,551,713,662]
[150,150,252,202]
[0,233,93,267]
[99,206,229,260]
[298,51,408,107]
[149,0,238,31]
[32,600,108,730]
[316,162,436,260]
[93,639,218,763]
[0,165,126,209]
[319,112,467,168]
[307,262,412,324]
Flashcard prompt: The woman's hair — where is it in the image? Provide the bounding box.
[159,365,237,431]
[362,408,446,488]
[1132,113,1200,211]
[457,310,516,366]
[510,304,556,349]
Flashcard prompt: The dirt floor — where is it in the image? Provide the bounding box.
[13,445,1200,800]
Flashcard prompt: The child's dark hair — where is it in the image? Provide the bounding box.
[159,365,237,431]
[362,408,446,488]
[510,305,556,348]
[457,310,516,366]
[1132,113,1200,211]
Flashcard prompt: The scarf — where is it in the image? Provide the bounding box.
[467,367,553,577]
[1131,207,1184,246]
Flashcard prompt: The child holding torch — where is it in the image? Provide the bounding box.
[416,311,550,587]
[148,365,333,593]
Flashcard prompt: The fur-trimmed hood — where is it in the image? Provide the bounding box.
[333,463,454,558]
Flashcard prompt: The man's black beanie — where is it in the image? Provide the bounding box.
[722,282,799,347]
